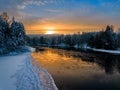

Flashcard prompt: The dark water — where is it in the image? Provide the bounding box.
[32,47,120,90]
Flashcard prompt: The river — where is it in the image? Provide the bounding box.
[31,47,120,90]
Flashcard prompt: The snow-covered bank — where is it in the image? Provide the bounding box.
[87,47,120,55]
[32,59,58,90]
[0,53,58,90]
[26,46,36,52]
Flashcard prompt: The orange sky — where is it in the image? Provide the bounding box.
[2,0,119,34]
[25,22,110,34]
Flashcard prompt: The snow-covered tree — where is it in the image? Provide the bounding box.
[0,12,26,53]
[88,25,118,50]
[0,17,5,47]
[104,25,117,50]
[0,25,4,47]
[0,15,9,53]
[7,17,26,50]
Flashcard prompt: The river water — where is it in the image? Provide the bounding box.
[31,47,120,90]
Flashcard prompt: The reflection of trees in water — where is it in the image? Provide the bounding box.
[78,53,120,75]
[60,50,120,75]
[72,52,120,75]
[93,55,120,75]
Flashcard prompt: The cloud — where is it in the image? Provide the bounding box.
[17,0,54,9]
[0,0,120,32]
[45,9,63,13]
[100,0,120,8]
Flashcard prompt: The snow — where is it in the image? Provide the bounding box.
[87,47,120,55]
[0,53,58,90]
[25,46,36,52]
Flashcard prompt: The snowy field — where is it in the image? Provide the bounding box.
[0,53,58,90]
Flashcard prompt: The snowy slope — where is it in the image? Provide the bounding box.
[0,53,58,90]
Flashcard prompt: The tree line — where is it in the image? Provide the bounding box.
[0,12,26,54]
[26,25,120,50]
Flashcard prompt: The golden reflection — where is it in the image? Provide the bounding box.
[31,48,120,90]
[31,48,102,79]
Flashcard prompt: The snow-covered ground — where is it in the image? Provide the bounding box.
[87,47,120,55]
[0,53,58,90]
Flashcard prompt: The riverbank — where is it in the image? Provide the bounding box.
[0,53,58,90]
[87,47,120,55]
[35,45,120,55]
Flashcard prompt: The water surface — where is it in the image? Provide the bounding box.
[32,47,120,90]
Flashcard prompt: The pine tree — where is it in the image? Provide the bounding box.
[104,25,117,50]
[7,17,26,51]
[0,15,9,53]
[0,16,5,47]
[0,12,26,53]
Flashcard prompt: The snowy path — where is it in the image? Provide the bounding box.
[0,53,58,90]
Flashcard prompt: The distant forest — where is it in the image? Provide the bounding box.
[26,25,120,50]
[1,12,119,51]
[0,12,26,54]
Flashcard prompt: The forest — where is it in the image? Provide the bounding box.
[26,25,120,50]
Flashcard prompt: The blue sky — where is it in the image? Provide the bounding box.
[0,0,120,34]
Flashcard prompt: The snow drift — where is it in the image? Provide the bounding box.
[0,53,58,90]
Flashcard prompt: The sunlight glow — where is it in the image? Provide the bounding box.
[45,27,55,34]
[45,30,54,34]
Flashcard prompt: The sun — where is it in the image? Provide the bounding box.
[45,31,54,34]
[45,27,55,34]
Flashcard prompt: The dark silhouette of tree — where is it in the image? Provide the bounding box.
[104,25,117,50]
[89,25,118,50]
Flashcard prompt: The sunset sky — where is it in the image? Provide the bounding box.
[0,0,120,34]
